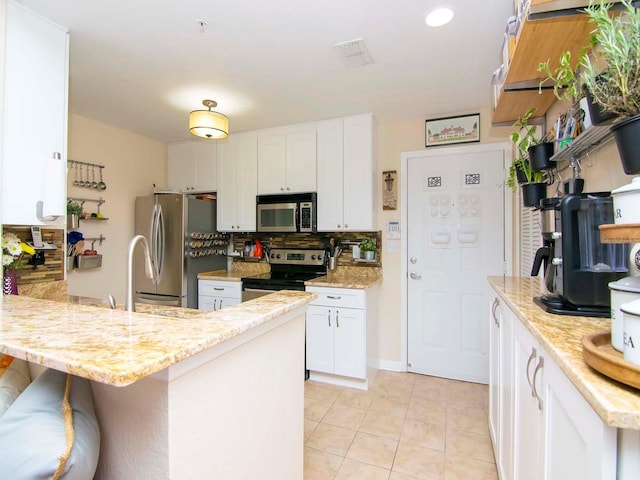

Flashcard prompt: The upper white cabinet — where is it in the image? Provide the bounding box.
[317,114,375,232]
[167,141,217,192]
[217,131,258,232]
[2,1,68,226]
[257,124,316,195]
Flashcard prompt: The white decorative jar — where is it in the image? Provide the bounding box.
[621,298,640,366]
[609,277,640,351]
[611,176,640,224]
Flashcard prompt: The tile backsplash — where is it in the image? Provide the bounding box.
[231,231,382,268]
[2,225,64,285]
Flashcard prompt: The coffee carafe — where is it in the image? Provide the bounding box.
[534,192,628,317]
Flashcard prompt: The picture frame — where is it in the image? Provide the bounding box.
[382,170,397,210]
[425,113,480,147]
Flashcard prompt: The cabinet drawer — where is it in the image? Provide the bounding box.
[199,280,242,299]
[306,287,365,309]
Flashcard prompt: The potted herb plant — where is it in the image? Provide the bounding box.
[359,238,378,261]
[67,200,83,230]
[511,108,548,207]
[580,0,640,174]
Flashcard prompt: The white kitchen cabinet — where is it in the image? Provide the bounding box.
[316,114,375,232]
[490,286,617,480]
[2,1,68,226]
[257,124,316,194]
[167,141,217,192]
[305,286,377,390]
[198,279,241,311]
[488,297,501,459]
[217,131,258,232]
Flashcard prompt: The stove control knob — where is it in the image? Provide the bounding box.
[318,254,323,261]
[270,253,276,258]
[276,254,281,259]
[311,255,316,260]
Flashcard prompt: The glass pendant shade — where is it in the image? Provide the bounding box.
[189,103,229,139]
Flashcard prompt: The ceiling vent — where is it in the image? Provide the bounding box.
[334,38,374,68]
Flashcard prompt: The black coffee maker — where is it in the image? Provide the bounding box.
[534,192,627,317]
[531,197,561,292]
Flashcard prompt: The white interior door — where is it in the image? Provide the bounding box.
[407,145,506,383]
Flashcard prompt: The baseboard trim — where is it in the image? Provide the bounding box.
[374,359,405,372]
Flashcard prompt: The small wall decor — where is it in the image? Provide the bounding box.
[382,170,398,210]
[425,113,480,147]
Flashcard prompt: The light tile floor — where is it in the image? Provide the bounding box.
[304,371,498,480]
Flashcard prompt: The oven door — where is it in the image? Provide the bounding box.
[242,287,276,302]
[257,202,297,233]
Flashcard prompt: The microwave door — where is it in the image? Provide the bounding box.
[258,202,297,232]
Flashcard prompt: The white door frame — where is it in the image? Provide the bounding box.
[400,142,513,371]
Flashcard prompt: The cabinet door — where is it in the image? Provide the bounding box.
[542,350,616,480]
[216,136,237,231]
[285,126,316,193]
[168,142,197,191]
[316,119,344,231]
[498,303,514,480]
[192,142,217,192]
[257,130,286,194]
[198,296,218,311]
[488,296,501,454]
[342,114,373,231]
[235,131,258,231]
[306,305,335,374]
[3,2,68,226]
[513,318,543,480]
[333,307,366,379]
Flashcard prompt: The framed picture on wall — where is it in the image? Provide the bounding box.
[425,113,480,147]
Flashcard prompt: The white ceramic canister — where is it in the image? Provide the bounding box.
[611,176,640,224]
[621,298,640,366]
[609,277,640,351]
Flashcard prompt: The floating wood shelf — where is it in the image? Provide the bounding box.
[492,89,556,124]
[599,224,640,244]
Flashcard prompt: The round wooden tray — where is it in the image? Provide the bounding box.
[599,223,640,244]
[582,331,640,389]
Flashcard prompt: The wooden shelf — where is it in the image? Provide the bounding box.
[599,224,640,244]
[492,5,593,124]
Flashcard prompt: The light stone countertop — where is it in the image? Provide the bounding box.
[0,290,315,387]
[305,272,382,289]
[197,269,243,281]
[489,276,640,429]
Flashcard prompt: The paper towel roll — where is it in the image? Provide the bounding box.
[41,152,66,218]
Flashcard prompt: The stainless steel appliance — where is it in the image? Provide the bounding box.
[241,247,327,301]
[533,192,628,316]
[134,193,227,308]
[256,192,316,233]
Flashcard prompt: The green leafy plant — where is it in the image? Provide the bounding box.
[360,238,378,252]
[67,200,83,216]
[538,49,588,103]
[580,0,640,118]
[510,108,545,185]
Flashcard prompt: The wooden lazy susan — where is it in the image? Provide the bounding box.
[582,331,640,389]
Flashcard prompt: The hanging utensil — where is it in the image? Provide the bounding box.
[91,165,98,189]
[73,162,79,186]
[77,164,85,187]
[97,167,107,191]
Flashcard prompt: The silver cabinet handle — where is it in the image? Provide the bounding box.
[327,295,341,300]
[532,357,544,411]
[327,309,331,327]
[219,299,223,309]
[213,298,218,311]
[344,224,348,228]
[410,273,422,280]
[214,287,224,291]
[491,298,500,327]
[336,310,340,328]
[526,348,537,394]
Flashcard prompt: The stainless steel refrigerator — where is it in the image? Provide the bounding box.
[134,193,227,308]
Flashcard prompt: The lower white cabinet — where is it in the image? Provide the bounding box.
[490,287,617,480]
[198,280,241,311]
[305,286,377,389]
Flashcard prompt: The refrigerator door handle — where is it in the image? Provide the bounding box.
[156,204,165,279]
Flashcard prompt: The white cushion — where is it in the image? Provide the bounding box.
[0,368,101,479]
[0,356,31,417]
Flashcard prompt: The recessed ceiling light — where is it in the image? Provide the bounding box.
[425,7,454,27]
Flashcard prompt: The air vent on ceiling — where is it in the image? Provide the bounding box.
[334,38,374,68]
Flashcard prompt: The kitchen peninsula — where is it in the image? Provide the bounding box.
[0,291,315,479]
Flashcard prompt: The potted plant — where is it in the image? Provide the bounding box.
[67,200,83,230]
[511,108,548,207]
[538,49,587,105]
[580,0,640,174]
[359,238,378,261]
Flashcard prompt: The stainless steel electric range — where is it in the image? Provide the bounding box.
[241,247,327,302]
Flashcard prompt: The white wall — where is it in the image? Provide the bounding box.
[0,0,6,245]
[66,114,166,302]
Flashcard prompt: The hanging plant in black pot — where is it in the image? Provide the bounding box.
[583,84,617,126]
[528,142,555,172]
[580,0,640,174]
[521,181,547,208]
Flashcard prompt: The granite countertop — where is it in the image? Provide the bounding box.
[0,291,315,388]
[489,276,640,429]
[306,272,382,289]
[197,269,243,281]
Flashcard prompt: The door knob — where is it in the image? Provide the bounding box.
[410,272,422,280]
[410,257,417,264]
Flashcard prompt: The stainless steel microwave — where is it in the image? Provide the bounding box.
[256,193,317,233]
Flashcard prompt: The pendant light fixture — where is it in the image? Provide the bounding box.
[189,99,229,139]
